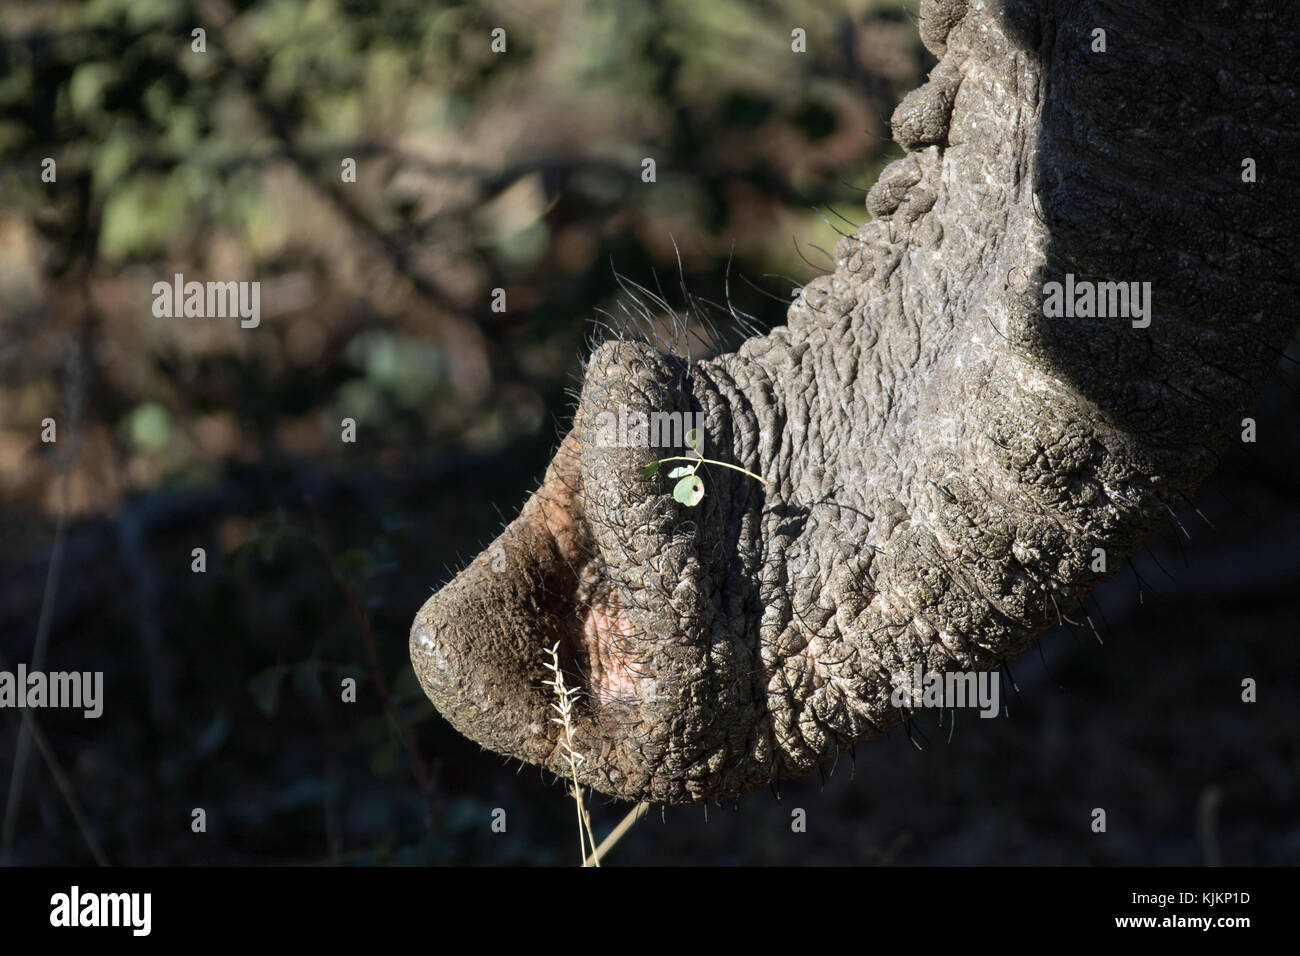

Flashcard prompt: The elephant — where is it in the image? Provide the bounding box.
[410,0,1300,806]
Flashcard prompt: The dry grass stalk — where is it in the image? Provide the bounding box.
[542,641,600,866]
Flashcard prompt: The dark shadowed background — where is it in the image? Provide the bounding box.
[1,0,1296,865]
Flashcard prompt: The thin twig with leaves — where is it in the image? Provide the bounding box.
[638,428,766,506]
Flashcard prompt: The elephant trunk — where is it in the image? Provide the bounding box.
[411,0,1300,804]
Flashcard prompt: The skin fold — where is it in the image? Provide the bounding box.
[411,0,1300,805]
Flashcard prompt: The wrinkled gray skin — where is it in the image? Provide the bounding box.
[412,0,1300,805]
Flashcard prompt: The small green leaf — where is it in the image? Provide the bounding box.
[673,474,705,506]
[638,460,662,479]
[685,428,701,451]
[667,466,692,478]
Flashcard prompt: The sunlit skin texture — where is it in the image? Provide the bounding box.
[411,0,1300,805]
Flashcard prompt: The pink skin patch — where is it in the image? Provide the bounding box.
[581,596,644,704]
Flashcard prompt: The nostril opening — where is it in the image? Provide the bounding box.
[551,559,651,708]
[573,585,648,705]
